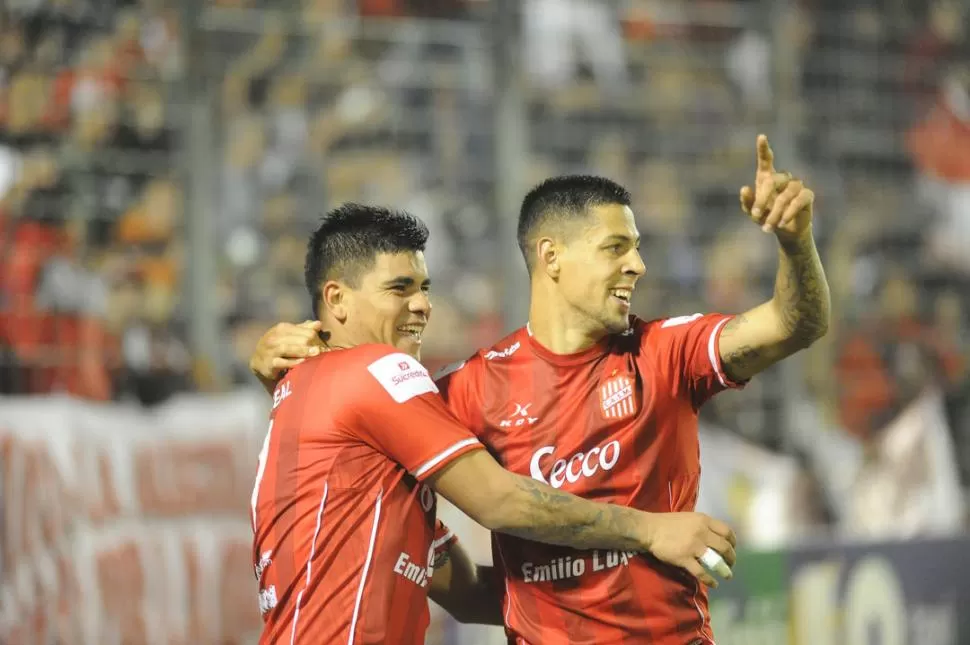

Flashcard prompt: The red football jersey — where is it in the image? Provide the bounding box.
[251,344,482,645]
[435,314,742,645]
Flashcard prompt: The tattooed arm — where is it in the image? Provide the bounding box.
[428,450,736,587]
[428,450,652,551]
[721,135,831,382]
[719,228,831,382]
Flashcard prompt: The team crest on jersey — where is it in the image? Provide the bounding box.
[600,374,637,420]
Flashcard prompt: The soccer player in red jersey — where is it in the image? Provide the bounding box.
[251,203,737,645]
[252,136,830,644]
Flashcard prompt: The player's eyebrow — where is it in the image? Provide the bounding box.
[382,276,431,289]
[602,234,641,246]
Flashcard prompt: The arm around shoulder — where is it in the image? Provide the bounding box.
[427,450,739,588]
[426,449,652,552]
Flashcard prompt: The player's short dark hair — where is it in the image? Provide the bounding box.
[517,175,632,273]
[305,203,429,318]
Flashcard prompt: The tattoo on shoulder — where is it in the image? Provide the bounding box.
[720,315,766,377]
[722,313,748,334]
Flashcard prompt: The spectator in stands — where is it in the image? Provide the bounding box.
[904,0,965,113]
[523,0,629,91]
[908,58,970,275]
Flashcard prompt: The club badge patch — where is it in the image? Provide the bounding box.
[600,374,637,420]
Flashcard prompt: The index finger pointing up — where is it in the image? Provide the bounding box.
[757,134,775,173]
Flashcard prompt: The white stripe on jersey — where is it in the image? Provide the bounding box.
[348,489,383,645]
[290,482,329,645]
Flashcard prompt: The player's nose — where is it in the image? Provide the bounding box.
[624,249,646,277]
[409,290,432,316]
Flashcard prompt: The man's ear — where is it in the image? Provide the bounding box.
[536,238,561,279]
[321,280,349,323]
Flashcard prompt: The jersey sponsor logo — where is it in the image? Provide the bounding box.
[661,312,703,328]
[272,381,292,410]
[600,374,637,420]
[520,549,638,583]
[368,353,439,403]
[392,542,437,589]
[499,402,539,428]
[484,341,520,360]
[529,439,621,489]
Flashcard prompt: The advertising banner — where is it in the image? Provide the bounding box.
[3,394,968,645]
[710,538,970,645]
[0,393,269,645]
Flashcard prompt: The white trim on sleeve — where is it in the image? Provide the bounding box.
[707,317,732,388]
[413,438,481,478]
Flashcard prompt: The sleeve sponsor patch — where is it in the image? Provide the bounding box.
[367,352,440,403]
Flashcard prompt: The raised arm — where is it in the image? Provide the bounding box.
[427,450,737,588]
[718,135,831,382]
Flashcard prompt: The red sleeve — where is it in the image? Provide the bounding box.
[433,356,485,434]
[345,348,484,480]
[649,313,745,408]
[431,519,458,567]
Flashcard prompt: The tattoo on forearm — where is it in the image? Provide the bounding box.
[433,550,451,570]
[774,234,830,344]
[719,233,830,381]
[502,476,644,551]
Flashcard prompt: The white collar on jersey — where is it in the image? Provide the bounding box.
[525,321,634,339]
[525,321,635,343]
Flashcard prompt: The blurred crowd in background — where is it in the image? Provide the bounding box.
[1,0,969,545]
